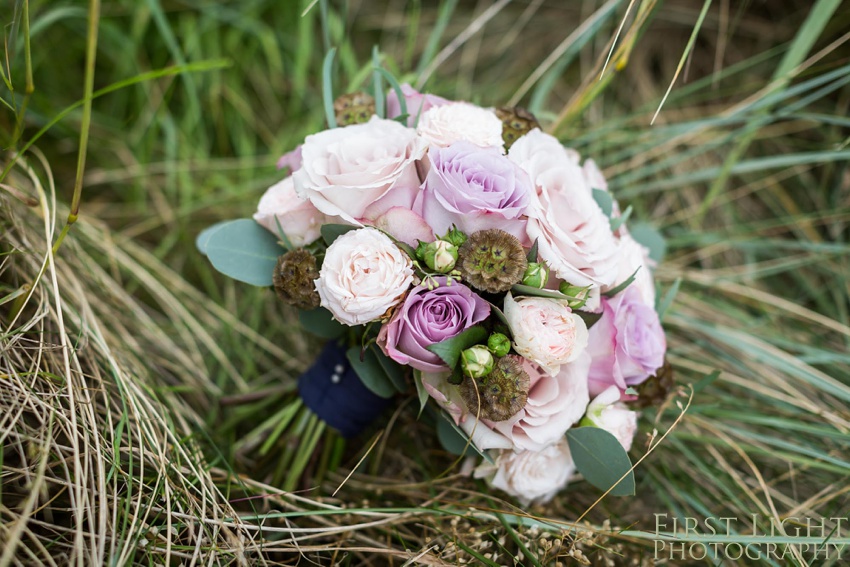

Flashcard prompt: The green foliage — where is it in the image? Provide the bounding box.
[567,427,636,497]
[425,325,489,368]
[202,219,282,286]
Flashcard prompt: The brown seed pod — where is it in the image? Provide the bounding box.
[457,229,528,294]
[495,106,541,149]
[334,92,376,126]
[631,358,674,409]
[459,355,530,422]
[272,249,320,310]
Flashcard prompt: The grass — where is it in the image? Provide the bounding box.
[2,0,849,564]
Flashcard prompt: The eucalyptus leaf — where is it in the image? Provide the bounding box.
[609,205,633,232]
[299,308,345,339]
[204,219,283,286]
[437,413,494,464]
[321,223,358,246]
[511,284,571,301]
[196,221,229,255]
[567,426,635,496]
[574,310,602,329]
[346,346,396,399]
[425,326,488,368]
[630,223,667,264]
[694,369,721,394]
[374,347,407,393]
[656,277,682,321]
[592,188,614,217]
[602,267,639,298]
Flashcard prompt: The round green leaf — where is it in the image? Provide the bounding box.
[204,219,283,286]
[567,426,635,496]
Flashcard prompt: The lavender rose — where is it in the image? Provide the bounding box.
[414,141,532,241]
[386,83,451,126]
[587,284,666,396]
[378,277,490,372]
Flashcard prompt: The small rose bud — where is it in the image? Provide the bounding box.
[558,282,591,309]
[442,226,468,248]
[460,345,495,379]
[521,262,549,289]
[487,332,511,357]
[422,239,458,273]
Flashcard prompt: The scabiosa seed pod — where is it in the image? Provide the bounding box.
[495,106,541,149]
[334,92,376,126]
[631,358,674,409]
[273,249,321,310]
[457,229,528,293]
[459,355,530,422]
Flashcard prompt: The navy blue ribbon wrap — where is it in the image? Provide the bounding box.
[298,341,392,439]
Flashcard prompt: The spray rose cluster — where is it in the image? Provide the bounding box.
[250,85,668,505]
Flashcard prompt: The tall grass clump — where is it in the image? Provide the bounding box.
[2,0,849,564]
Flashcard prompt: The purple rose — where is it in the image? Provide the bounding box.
[386,84,451,127]
[586,285,666,396]
[378,277,490,372]
[413,141,532,241]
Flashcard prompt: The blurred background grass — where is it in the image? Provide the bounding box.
[2,0,849,564]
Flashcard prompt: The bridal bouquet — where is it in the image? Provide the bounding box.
[199,82,670,505]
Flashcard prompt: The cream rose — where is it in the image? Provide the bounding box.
[509,129,620,288]
[253,177,328,247]
[492,353,590,451]
[315,228,414,326]
[504,293,588,376]
[584,386,638,451]
[475,440,575,505]
[294,116,427,225]
[417,102,503,149]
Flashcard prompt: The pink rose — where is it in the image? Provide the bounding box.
[414,141,531,241]
[253,176,327,247]
[276,146,302,172]
[293,116,427,225]
[503,293,588,376]
[417,102,503,149]
[604,233,656,307]
[386,83,451,126]
[509,129,620,289]
[474,440,575,505]
[491,353,591,451]
[587,285,666,396]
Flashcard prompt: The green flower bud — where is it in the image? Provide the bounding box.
[460,345,495,379]
[487,332,511,357]
[559,282,591,309]
[442,226,468,248]
[422,239,458,273]
[521,262,549,288]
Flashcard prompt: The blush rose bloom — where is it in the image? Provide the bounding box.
[509,129,620,289]
[504,293,588,376]
[414,141,532,241]
[315,228,414,326]
[586,284,666,396]
[253,176,328,247]
[378,277,490,372]
[386,83,451,126]
[293,116,427,225]
[474,440,576,505]
[491,353,590,451]
[417,102,503,149]
[604,233,656,307]
[584,386,638,451]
